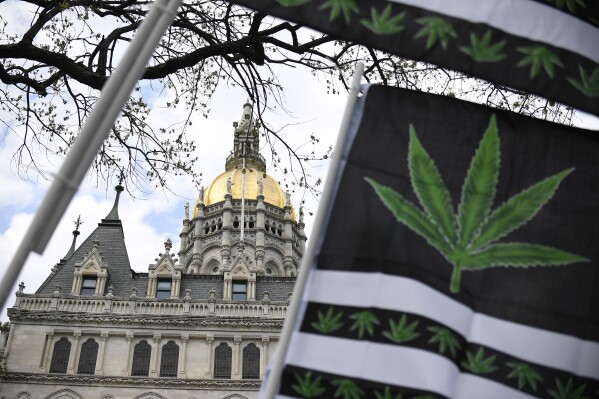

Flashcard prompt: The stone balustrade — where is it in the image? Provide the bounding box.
[12,294,288,318]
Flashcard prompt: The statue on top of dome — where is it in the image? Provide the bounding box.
[258,177,264,195]
[198,186,205,204]
[285,190,291,207]
[227,177,234,194]
[299,206,304,223]
[184,202,189,219]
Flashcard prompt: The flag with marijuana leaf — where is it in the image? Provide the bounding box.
[274,85,599,399]
[228,0,599,116]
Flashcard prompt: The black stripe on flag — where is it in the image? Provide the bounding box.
[227,0,599,116]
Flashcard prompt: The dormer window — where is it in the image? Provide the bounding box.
[232,281,247,301]
[80,276,97,296]
[156,278,172,299]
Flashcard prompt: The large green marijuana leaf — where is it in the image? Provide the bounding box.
[459,30,506,62]
[311,307,344,333]
[506,361,544,392]
[332,379,365,399]
[292,371,327,397]
[366,115,588,293]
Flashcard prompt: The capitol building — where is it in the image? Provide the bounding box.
[0,102,307,399]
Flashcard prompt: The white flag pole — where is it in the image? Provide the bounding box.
[261,62,364,399]
[0,0,183,311]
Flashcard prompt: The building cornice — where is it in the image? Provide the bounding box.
[1,372,262,390]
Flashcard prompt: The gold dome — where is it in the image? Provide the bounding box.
[194,168,295,219]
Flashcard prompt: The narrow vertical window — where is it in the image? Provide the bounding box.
[77,338,99,374]
[214,342,232,379]
[159,340,179,377]
[242,343,260,379]
[131,340,151,376]
[49,337,71,374]
[232,281,247,301]
[80,276,97,296]
[156,278,172,299]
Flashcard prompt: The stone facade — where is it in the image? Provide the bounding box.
[0,103,305,399]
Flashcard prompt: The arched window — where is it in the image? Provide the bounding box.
[211,220,216,232]
[242,343,260,379]
[233,216,239,229]
[248,217,254,229]
[131,340,151,376]
[214,342,232,379]
[159,341,179,377]
[204,222,210,234]
[77,338,98,374]
[49,337,71,374]
[217,218,223,230]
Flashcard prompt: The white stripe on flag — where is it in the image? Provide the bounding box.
[286,332,537,399]
[388,0,599,64]
[305,270,599,379]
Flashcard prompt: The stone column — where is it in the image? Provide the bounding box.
[178,334,189,378]
[40,332,54,370]
[43,332,55,370]
[233,336,241,378]
[67,332,81,374]
[123,333,133,375]
[95,333,109,375]
[150,335,161,377]
[205,336,214,377]
[261,337,270,378]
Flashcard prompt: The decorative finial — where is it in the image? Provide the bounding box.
[164,238,172,251]
[184,288,191,301]
[74,215,83,231]
[104,174,124,221]
[92,237,100,248]
[16,282,25,297]
[285,190,291,207]
[184,202,189,220]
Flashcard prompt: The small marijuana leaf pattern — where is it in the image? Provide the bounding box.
[548,376,588,399]
[276,0,311,5]
[382,314,420,343]
[427,326,461,358]
[319,0,359,23]
[349,310,380,339]
[366,115,588,293]
[506,361,544,392]
[459,30,506,62]
[568,66,599,97]
[517,46,564,79]
[414,16,457,50]
[545,0,586,13]
[292,371,327,398]
[461,347,498,374]
[311,307,344,333]
[332,378,365,399]
[361,5,406,35]
[374,386,403,399]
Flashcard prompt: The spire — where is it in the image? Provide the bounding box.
[226,100,266,172]
[61,215,82,261]
[103,173,124,223]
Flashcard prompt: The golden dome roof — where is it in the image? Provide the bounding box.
[194,167,295,219]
